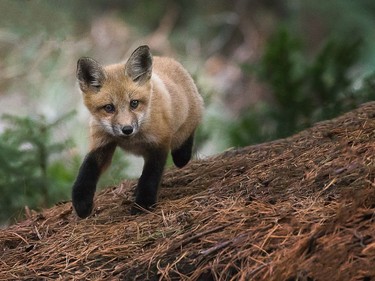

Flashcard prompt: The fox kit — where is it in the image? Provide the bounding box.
[72,45,204,218]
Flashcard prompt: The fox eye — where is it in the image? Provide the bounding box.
[130,100,139,109]
[103,104,115,113]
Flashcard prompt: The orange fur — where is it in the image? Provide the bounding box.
[80,49,204,159]
[73,45,204,217]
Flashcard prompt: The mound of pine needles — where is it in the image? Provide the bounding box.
[1,102,374,281]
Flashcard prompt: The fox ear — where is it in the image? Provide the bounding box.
[125,45,153,84]
[76,57,105,92]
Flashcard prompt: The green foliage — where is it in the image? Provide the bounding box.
[0,112,78,223]
[99,148,130,188]
[0,110,133,224]
[228,29,374,147]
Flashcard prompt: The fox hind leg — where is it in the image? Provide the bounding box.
[172,131,195,168]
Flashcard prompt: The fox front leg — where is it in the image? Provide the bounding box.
[72,142,116,218]
[131,147,168,214]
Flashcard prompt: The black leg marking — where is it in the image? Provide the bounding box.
[131,148,168,215]
[172,132,194,168]
[72,142,116,218]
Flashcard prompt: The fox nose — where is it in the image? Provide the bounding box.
[122,125,134,135]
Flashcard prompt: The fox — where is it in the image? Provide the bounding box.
[72,45,204,218]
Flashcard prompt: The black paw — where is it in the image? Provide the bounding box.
[130,205,145,215]
[72,199,93,218]
[172,133,194,168]
[72,188,94,218]
[130,199,156,215]
[172,153,191,168]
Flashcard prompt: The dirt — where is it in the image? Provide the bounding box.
[0,102,374,281]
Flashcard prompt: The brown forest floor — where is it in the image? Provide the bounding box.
[1,102,375,281]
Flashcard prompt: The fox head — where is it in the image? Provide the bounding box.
[76,45,153,138]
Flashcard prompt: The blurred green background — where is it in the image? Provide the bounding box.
[0,0,374,225]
